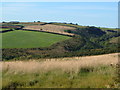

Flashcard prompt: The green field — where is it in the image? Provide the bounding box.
[2,30,70,48]
[0,28,11,31]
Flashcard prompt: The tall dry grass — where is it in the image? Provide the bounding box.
[1,53,119,74]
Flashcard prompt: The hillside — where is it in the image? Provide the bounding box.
[2,53,119,88]
[1,22,120,88]
[1,22,120,60]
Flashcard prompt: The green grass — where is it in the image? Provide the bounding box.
[2,65,116,88]
[2,30,71,48]
[0,28,11,31]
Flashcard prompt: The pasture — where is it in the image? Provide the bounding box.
[0,28,11,31]
[2,30,71,48]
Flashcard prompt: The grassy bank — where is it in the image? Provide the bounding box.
[2,53,118,88]
[2,65,116,88]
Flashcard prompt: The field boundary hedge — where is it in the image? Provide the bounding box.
[0,29,13,33]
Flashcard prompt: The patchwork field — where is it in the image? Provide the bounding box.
[2,53,119,88]
[23,24,75,36]
[2,30,71,48]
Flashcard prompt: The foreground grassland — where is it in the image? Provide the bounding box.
[2,53,118,88]
[2,30,70,48]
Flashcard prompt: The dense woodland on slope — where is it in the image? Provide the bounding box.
[1,22,120,60]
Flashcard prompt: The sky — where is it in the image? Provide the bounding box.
[1,0,119,2]
[1,2,118,28]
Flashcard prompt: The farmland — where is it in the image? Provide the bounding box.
[2,22,120,60]
[2,30,70,48]
[0,28,10,31]
[23,24,75,36]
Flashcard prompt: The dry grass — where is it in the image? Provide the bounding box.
[23,24,75,36]
[1,53,119,74]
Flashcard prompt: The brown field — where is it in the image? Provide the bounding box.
[23,24,75,36]
[1,53,119,74]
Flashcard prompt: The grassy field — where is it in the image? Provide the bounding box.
[2,30,71,48]
[23,24,75,36]
[2,53,118,88]
[0,28,11,31]
[2,66,116,88]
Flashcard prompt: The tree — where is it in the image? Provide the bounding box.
[76,23,78,25]
[2,21,6,23]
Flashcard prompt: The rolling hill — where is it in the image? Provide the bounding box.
[1,22,120,60]
[1,22,120,89]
